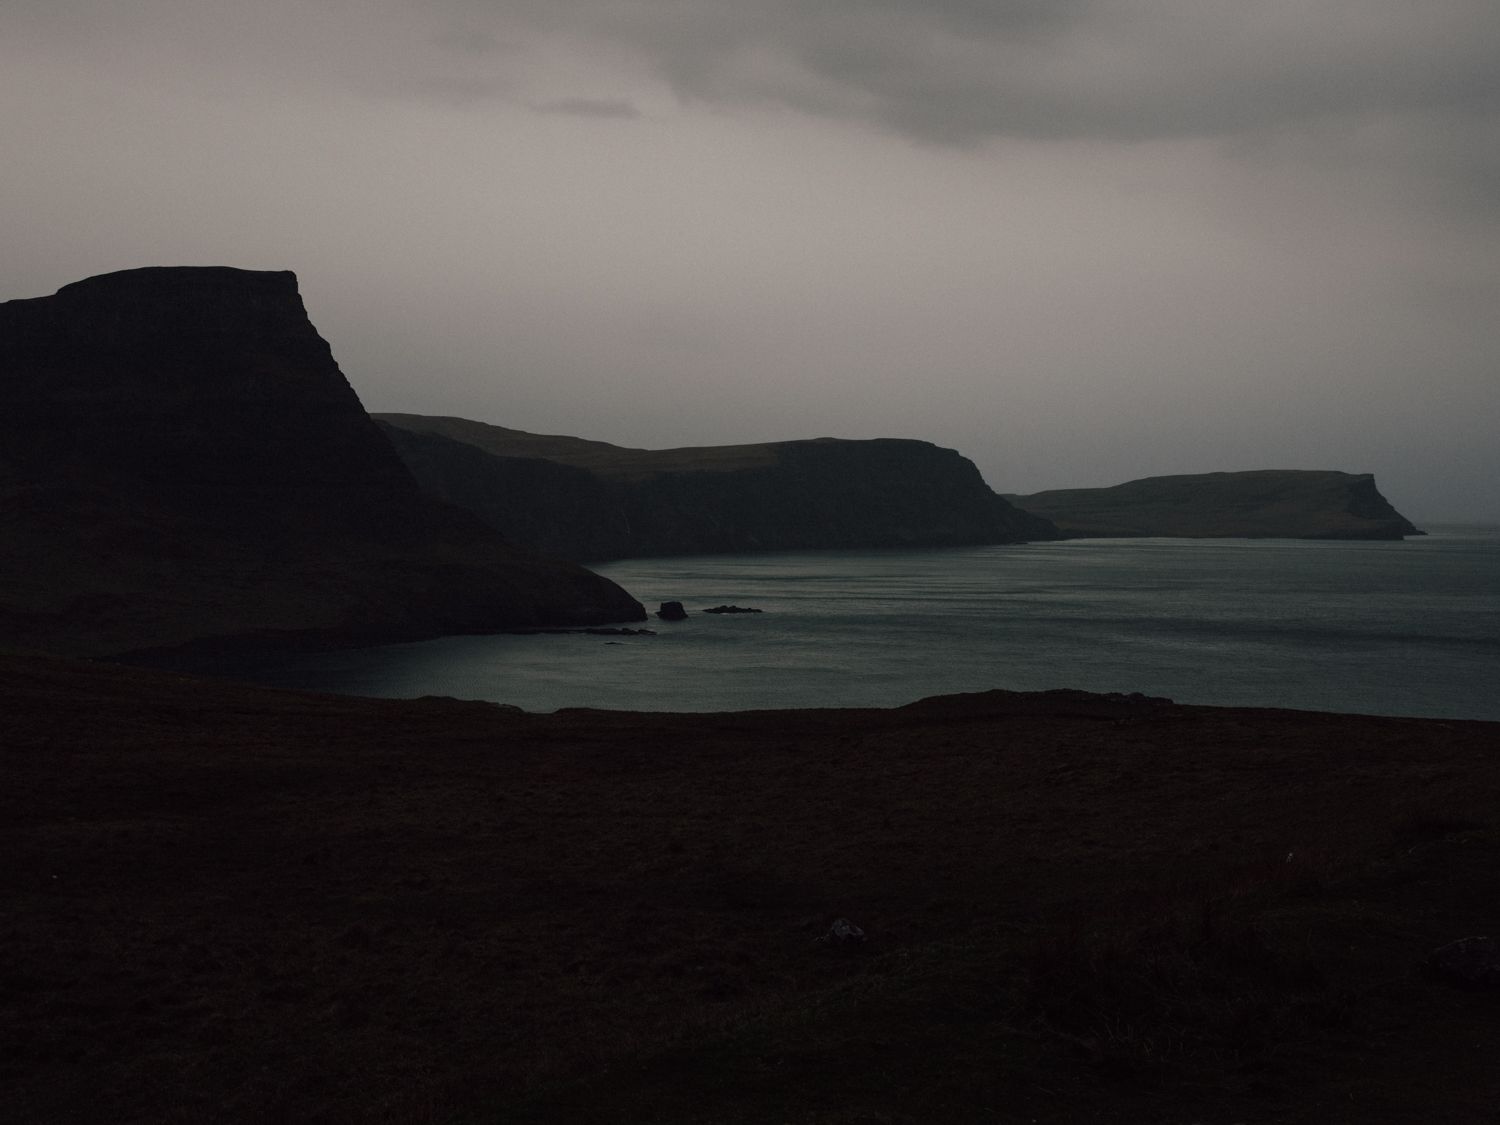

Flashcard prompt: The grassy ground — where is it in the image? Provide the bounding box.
[477,836,1500,1124]
[1,655,1496,1123]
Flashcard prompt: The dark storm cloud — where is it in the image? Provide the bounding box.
[397,0,1500,215]
[456,0,1500,142]
[10,1,1498,153]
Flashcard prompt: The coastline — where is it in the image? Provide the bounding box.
[117,526,1500,723]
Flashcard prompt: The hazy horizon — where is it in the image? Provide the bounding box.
[4,0,1497,520]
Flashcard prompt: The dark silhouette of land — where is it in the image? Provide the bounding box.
[2,655,1496,1124]
[374,413,1059,562]
[0,270,1477,1123]
[1005,470,1423,540]
[0,268,643,659]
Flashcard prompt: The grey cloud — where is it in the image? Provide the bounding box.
[10,1,1496,150]
[428,26,506,55]
[533,97,639,118]
[438,0,1500,142]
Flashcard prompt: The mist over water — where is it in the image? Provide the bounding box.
[170,524,1500,721]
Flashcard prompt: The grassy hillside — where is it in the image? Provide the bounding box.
[374,413,782,482]
[374,415,1059,562]
[3,654,1496,1122]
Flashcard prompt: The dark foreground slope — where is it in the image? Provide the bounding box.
[0,268,643,659]
[376,413,1059,562]
[4,653,1497,1124]
[1005,469,1423,539]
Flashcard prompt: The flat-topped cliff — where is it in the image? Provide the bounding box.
[1003,470,1423,540]
[374,414,1060,562]
[0,267,644,658]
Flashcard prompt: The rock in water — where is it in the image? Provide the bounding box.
[656,602,688,621]
[0,267,645,658]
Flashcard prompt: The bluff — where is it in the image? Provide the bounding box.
[374,414,1060,562]
[1003,470,1423,540]
[0,267,644,658]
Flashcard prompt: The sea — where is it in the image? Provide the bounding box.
[163,523,1500,722]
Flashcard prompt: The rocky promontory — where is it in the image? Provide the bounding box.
[375,414,1060,562]
[0,267,645,658]
[1003,470,1423,540]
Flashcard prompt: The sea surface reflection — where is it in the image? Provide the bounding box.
[154,524,1500,720]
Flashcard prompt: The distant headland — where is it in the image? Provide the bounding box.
[1004,470,1423,540]
[374,413,1059,562]
[377,417,1424,556]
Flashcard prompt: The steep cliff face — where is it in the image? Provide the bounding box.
[1004,471,1423,540]
[375,414,1059,562]
[0,267,644,658]
[606,438,1059,556]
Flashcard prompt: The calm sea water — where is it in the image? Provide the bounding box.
[161,523,1500,720]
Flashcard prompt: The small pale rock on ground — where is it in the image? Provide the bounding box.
[816,918,867,946]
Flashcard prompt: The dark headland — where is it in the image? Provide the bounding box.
[0,267,644,659]
[374,413,1060,562]
[1005,470,1424,540]
[3,655,1497,1124]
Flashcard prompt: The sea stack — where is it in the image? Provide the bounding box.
[0,267,645,658]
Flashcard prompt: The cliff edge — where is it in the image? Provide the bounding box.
[0,267,644,658]
[374,414,1060,562]
[1003,470,1423,540]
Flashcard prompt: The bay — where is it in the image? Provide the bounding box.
[170,522,1500,721]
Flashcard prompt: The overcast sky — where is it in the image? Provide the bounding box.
[3,0,1498,518]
